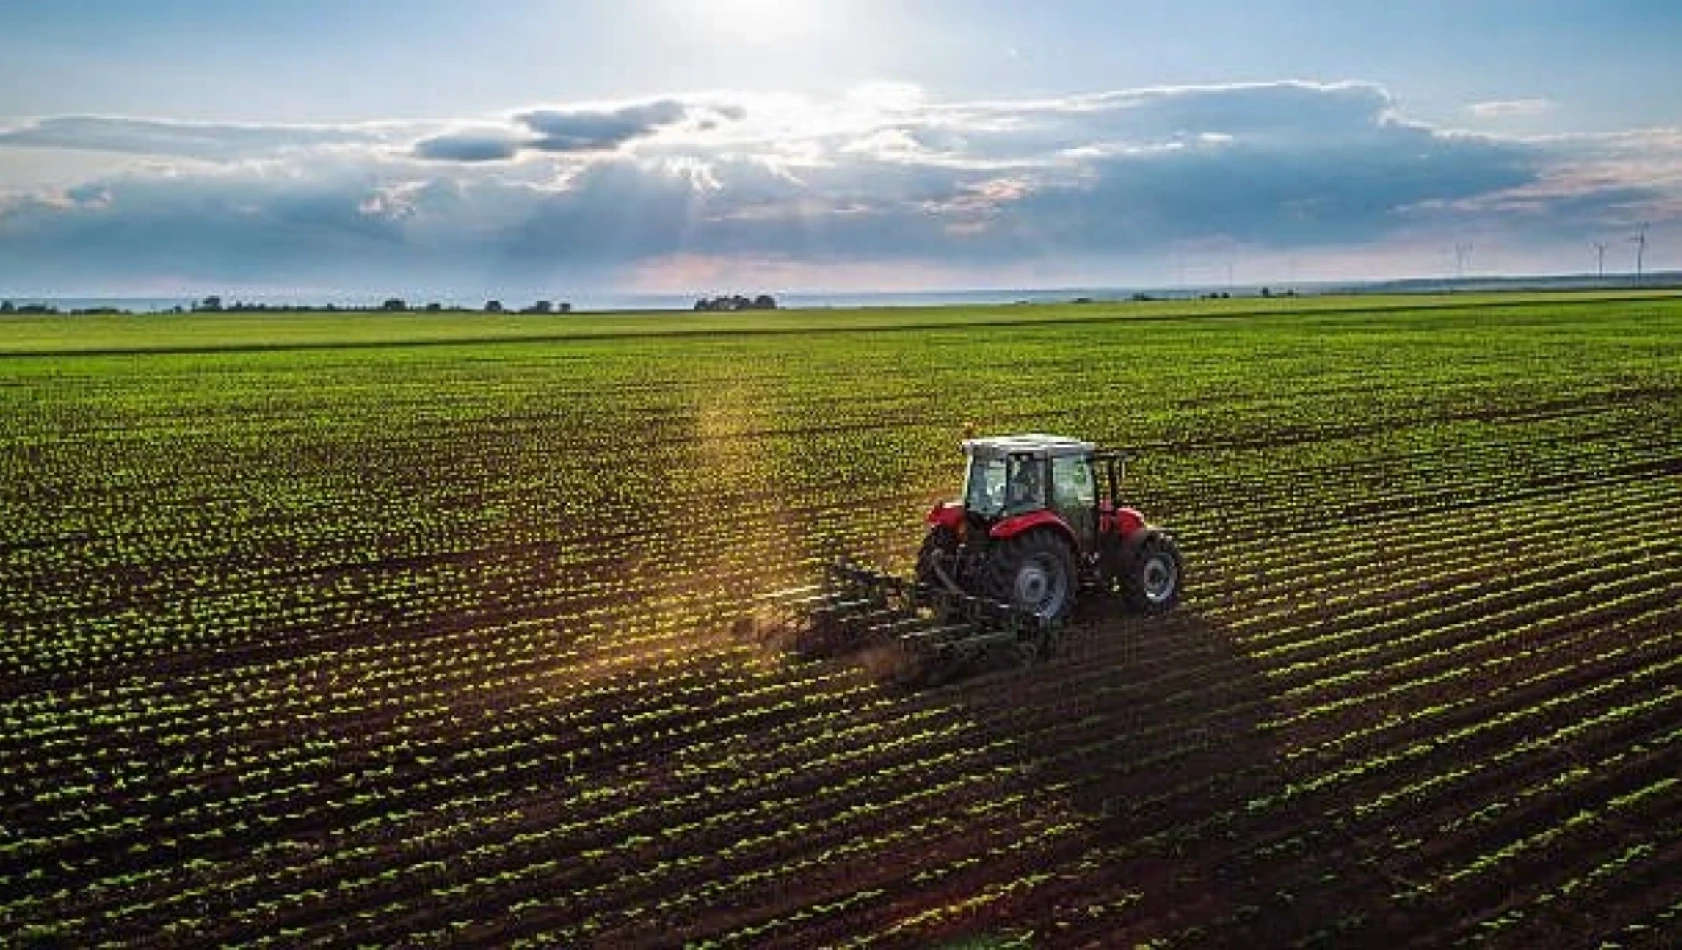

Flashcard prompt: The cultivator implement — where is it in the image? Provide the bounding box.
[752,560,1065,683]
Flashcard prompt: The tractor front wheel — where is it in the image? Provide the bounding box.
[1120,531,1183,613]
[983,530,1076,622]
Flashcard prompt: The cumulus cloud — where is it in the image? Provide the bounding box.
[1,80,1678,293]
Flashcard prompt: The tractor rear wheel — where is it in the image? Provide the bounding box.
[1120,531,1182,613]
[983,530,1076,622]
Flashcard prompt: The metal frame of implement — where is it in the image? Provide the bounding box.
[758,561,1065,673]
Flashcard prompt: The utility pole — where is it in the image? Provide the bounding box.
[1593,241,1607,279]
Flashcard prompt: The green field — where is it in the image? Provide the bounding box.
[2,292,1679,946]
[3,288,1680,354]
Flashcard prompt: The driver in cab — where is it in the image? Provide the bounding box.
[1006,459,1042,509]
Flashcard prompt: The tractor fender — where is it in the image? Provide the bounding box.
[925,502,964,531]
[1101,504,1147,538]
[990,510,1080,550]
[1117,524,1166,562]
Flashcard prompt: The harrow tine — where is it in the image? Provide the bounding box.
[741,556,1068,683]
[757,583,825,603]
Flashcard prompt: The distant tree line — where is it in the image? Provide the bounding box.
[694,294,778,312]
[1,301,61,315]
[0,300,130,315]
[476,300,572,314]
[186,296,574,314]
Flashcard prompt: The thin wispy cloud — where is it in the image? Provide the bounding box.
[0,115,396,161]
[1467,98,1556,119]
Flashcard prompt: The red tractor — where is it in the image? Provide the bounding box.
[758,433,1182,679]
[913,434,1182,622]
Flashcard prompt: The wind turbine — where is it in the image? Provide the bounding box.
[1593,241,1607,279]
[1455,243,1473,281]
[1630,223,1648,285]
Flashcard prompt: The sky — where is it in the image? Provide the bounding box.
[1,0,1679,299]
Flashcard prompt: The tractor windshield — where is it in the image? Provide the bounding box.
[964,453,1043,517]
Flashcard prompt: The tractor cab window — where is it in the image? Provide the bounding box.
[1052,454,1098,548]
[964,453,1044,516]
[1051,455,1096,510]
[964,455,1007,516]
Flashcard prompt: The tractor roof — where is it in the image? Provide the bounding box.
[962,433,1095,459]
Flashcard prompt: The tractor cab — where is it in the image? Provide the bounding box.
[959,434,1101,551]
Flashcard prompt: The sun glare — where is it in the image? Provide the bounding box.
[685,0,818,44]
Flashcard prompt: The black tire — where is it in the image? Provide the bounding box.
[915,526,960,591]
[1120,530,1182,613]
[982,530,1077,622]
